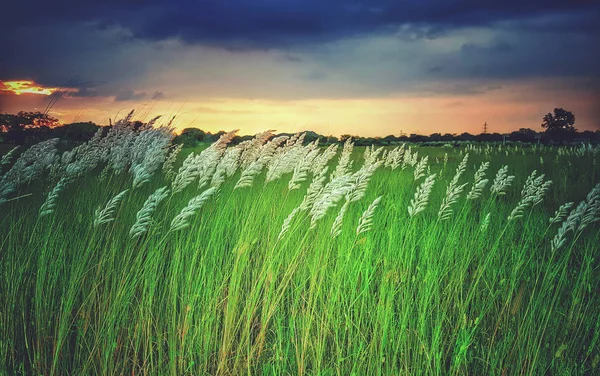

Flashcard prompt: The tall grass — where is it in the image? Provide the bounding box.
[1,120,599,375]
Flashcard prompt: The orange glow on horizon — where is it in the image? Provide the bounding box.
[1,80,59,96]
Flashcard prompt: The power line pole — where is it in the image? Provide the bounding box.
[483,121,488,134]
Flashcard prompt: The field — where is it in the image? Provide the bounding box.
[1,119,599,375]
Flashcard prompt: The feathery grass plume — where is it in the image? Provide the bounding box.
[551,183,600,251]
[94,189,129,227]
[278,207,300,240]
[130,186,170,238]
[130,126,173,188]
[347,160,383,202]
[549,202,574,225]
[466,162,489,200]
[0,182,15,206]
[507,170,553,222]
[265,133,306,183]
[234,135,288,189]
[331,198,350,238]
[480,212,491,233]
[38,177,68,218]
[310,143,338,176]
[332,138,354,179]
[413,156,429,182]
[162,144,183,181]
[364,145,384,166]
[309,173,355,228]
[384,144,405,170]
[211,147,241,188]
[170,187,218,232]
[408,173,436,217]
[490,165,515,196]
[438,153,469,220]
[356,196,382,235]
[1,146,19,168]
[288,143,320,190]
[0,138,59,189]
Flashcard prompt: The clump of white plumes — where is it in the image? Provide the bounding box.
[551,183,600,251]
[0,139,59,205]
[549,202,574,225]
[408,173,436,217]
[413,156,429,182]
[94,189,129,227]
[288,141,321,190]
[347,160,383,203]
[211,146,242,188]
[130,186,170,238]
[384,144,406,170]
[309,173,355,228]
[356,196,382,235]
[130,125,173,188]
[171,130,238,194]
[438,153,469,220]
[170,187,218,232]
[466,162,489,201]
[363,145,384,166]
[38,177,68,218]
[507,170,553,222]
[265,133,307,183]
[311,144,339,176]
[235,135,288,189]
[490,165,515,196]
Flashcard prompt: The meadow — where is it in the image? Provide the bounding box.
[0,116,599,375]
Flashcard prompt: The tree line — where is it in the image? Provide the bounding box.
[1,108,597,147]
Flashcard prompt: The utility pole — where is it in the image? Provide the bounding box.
[483,121,488,134]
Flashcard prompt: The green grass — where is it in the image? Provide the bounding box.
[1,142,599,375]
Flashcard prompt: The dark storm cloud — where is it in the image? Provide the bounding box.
[4,1,599,48]
[115,89,147,102]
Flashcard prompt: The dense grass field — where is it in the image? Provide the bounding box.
[1,120,599,375]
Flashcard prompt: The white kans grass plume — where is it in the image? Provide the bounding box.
[408,173,436,217]
[480,212,491,233]
[490,165,515,196]
[0,146,19,169]
[332,138,354,179]
[170,187,218,232]
[549,202,574,225]
[162,144,183,181]
[278,207,301,240]
[438,153,469,221]
[551,183,600,252]
[94,189,129,227]
[130,186,170,238]
[466,162,489,201]
[38,177,68,218]
[413,156,429,182]
[507,170,552,222]
[331,198,350,238]
[356,196,382,235]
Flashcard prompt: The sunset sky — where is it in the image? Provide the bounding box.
[1,0,599,136]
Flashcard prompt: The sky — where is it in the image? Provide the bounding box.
[1,0,599,136]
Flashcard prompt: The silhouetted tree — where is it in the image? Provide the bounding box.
[542,108,576,132]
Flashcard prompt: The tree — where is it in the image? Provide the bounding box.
[542,108,576,132]
[173,128,206,147]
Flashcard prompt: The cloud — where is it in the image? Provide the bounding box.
[115,89,146,102]
[4,1,599,50]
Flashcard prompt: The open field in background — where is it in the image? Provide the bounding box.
[0,118,599,375]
